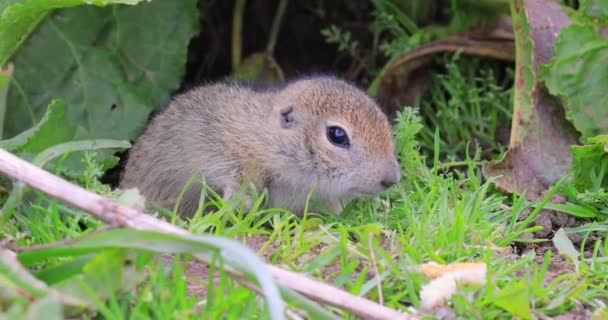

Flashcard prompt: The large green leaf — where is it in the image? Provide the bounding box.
[0,99,75,153]
[3,0,199,143]
[540,23,608,140]
[482,0,580,199]
[0,0,145,66]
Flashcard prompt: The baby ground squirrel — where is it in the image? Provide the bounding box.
[120,75,401,216]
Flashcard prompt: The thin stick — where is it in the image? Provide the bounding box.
[0,148,415,320]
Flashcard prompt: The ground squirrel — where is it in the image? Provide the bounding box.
[120,75,401,216]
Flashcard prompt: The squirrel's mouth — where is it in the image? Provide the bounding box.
[349,189,379,197]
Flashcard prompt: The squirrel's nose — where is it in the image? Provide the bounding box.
[381,178,397,189]
[380,162,401,189]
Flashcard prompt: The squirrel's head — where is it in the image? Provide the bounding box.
[268,75,401,213]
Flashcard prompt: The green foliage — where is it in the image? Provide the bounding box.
[3,0,199,144]
[533,0,608,222]
[562,135,608,217]
[570,135,608,192]
[321,25,359,57]
[0,100,75,153]
[392,107,425,180]
[0,99,129,183]
[580,0,608,19]
[0,0,145,67]
[0,64,10,136]
[416,55,513,161]
[370,0,508,60]
[12,228,286,319]
[490,279,531,319]
[576,189,608,213]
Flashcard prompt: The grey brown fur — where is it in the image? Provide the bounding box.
[120,75,401,216]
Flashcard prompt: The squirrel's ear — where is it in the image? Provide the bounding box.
[279,105,295,129]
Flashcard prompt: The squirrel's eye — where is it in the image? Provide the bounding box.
[327,126,350,148]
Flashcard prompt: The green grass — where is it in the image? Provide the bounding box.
[416,54,514,162]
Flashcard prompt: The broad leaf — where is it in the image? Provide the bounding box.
[0,0,145,66]
[0,100,130,178]
[3,0,199,144]
[482,0,579,199]
[540,24,608,140]
[0,100,75,153]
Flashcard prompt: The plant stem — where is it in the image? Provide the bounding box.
[231,0,247,71]
[266,0,289,54]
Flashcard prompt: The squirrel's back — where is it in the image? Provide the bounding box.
[120,82,269,212]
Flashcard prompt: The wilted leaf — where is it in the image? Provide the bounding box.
[375,16,514,119]
[491,280,531,320]
[4,1,199,144]
[0,0,146,66]
[569,135,608,191]
[482,0,579,199]
[552,228,580,263]
[232,52,284,84]
[540,25,608,140]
